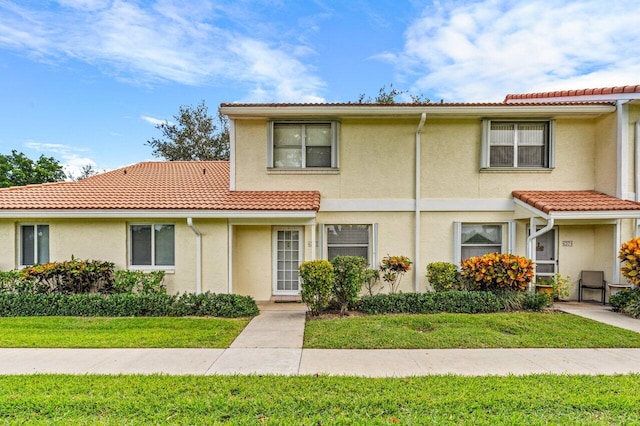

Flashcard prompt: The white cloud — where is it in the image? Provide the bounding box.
[140,115,172,126]
[24,141,97,178]
[384,0,640,101]
[0,0,325,102]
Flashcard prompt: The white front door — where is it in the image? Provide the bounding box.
[273,227,303,295]
[535,228,558,282]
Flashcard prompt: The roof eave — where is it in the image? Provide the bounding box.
[0,209,318,219]
[220,104,616,119]
[513,198,640,220]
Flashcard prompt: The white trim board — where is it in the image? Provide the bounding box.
[320,198,515,212]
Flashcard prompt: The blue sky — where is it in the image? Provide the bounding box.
[1,0,639,175]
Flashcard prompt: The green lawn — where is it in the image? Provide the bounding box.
[0,317,250,348]
[304,312,640,349]
[1,374,640,424]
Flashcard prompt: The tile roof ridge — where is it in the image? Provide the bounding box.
[505,85,640,101]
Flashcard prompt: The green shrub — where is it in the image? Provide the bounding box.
[0,292,258,318]
[359,291,501,315]
[331,256,368,316]
[459,253,534,292]
[299,260,334,316]
[610,287,640,318]
[20,257,115,294]
[113,270,166,294]
[493,290,548,311]
[426,262,460,292]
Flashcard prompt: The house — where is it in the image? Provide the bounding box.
[2,85,640,301]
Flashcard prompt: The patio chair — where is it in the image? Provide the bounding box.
[578,270,606,304]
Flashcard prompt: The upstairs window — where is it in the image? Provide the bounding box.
[20,224,49,266]
[268,122,338,169]
[481,120,555,169]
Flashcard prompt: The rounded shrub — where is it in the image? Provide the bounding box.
[459,253,534,292]
[299,260,334,316]
[426,262,460,292]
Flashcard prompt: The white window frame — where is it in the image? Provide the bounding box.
[267,121,339,170]
[453,221,515,265]
[128,223,175,270]
[481,119,555,169]
[320,223,378,268]
[18,224,50,267]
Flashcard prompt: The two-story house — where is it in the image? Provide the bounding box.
[2,85,640,301]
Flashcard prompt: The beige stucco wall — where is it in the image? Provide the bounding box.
[594,113,617,196]
[234,116,606,202]
[233,225,272,301]
[0,220,16,270]
[422,118,597,199]
[0,217,231,295]
[234,118,416,198]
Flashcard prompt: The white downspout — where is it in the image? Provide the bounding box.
[526,216,554,292]
[187,218,202,295]
[414,112,427,292]
[635,120,640,202]
[616,100,629,199]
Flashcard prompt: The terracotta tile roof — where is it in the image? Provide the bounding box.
[0,161,320,211]
[512,190,640,214]
[505,85,640,102]
[221,101,613,108]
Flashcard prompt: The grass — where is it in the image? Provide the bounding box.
[304,312,640,349]
[0,317,250,348]
[1,374,640,424]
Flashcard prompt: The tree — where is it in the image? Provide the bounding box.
[0,150,66,188]
[67,164,100,182]
[358,83,429,104]
[146,100,230,161]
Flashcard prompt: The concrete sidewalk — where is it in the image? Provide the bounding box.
[1,302,640,377]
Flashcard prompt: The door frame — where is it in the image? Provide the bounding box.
[272,226,304,296]
[529,226,559,282]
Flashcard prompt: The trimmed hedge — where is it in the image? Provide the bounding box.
[359,291,502,315]
[0,292,259,318]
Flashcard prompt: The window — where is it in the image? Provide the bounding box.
[460,224,502,259]
[130,224,175,267]
[325,224,371,263]
[20,224,49,266]
[268,122,338,169]
[481,120,555,169]
[453,222,514,265]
